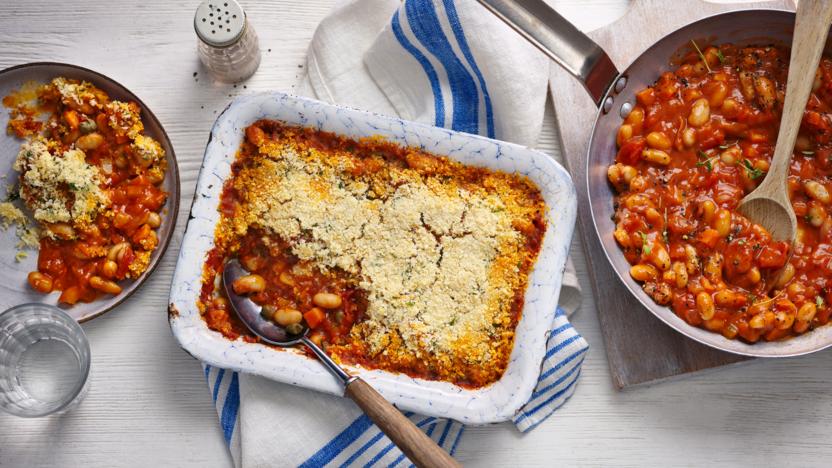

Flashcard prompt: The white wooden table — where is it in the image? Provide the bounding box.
[1,1,831,466]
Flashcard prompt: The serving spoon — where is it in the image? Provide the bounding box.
[222,259,460,468]
[737,0,832,242]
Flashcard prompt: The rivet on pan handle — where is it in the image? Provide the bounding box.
[475,0,620,106]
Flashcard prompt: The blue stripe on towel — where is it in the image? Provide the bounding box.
[405,0,480,134]
[301,415,374,468]
[212,368,225,402]
[391,10,445,127]
[514,373,581,424]
[220,372,240,444]
[536,347,587,386]
[441,0,495,138]
[363,417,437,467]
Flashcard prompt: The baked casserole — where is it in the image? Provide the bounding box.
[199,120,547,388]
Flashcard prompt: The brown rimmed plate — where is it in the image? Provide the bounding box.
[0,62,180,322]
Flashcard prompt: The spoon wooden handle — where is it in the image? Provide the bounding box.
[345,378,462,468]
[763,0,832,187]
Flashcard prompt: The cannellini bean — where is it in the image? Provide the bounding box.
[63,110,80,130]
[714,289,744,308]
[753,76,776,110]
[642,148,671,165]
[706,81,728,107]
[739,71,756,100]
[696,292,715,320]
[704,254,723,283]
[720,146,741,165]
[700,200,717,224]
[75,132,105,150]
[684,244,700,275]
[630,264,657,282]
[100,260,118,278]
[645,208,663,226]
[775,263,796,289]
[278,271,295,286]
[713,209,732,237]
[704,318,725,332]
[749,313,766,329]
[650,245,671,271]
[313,292,342,309]
[273,308,303,327]
[807,204,827,227]
[629,175,647,192]
[804,180,831,204]
[614,228,630,247]
[232,274,266,295]
[28,271,53,294]
[625,107,645,126]
[89,276,122,295]
[646,131,672,150]
[607,164,624,188]
[617,124,633,147]
[722,323,739,339]
[107,242,130,262]
[746,267,761,285]
[775,311,795,330]
[681,127,696,147]
[146,212,162,228]
[688,98,710,127]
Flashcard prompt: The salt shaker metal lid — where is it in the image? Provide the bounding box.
[194,0,247,48]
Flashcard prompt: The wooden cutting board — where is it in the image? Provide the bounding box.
[549,0,795,389]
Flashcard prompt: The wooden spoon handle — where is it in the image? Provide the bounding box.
[765,0,832,186]
[345,378,461,468]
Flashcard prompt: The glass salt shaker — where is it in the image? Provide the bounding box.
[194,0,261,83]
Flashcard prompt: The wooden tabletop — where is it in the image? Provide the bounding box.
[1,1,830,467]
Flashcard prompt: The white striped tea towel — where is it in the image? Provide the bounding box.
[204,0,589,466]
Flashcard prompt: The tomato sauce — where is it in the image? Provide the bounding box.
[611,43,832,342]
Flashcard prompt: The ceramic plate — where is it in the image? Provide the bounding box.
[0,63,180,322]
[168,92,576,424]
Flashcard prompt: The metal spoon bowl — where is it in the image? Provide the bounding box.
[221,259,459,468]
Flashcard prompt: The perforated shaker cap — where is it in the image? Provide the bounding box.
[194,0,246,47]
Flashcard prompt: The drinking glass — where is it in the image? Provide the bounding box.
[0,303,91,417]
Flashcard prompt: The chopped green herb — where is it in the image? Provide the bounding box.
[697,151,714,171]
[742,159,764,180]
[817,296,824,308]
[639,231,651,254]
[690,40,712,73]
[716,49,726,64]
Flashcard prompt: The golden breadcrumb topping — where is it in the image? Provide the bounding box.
[204,121,547,387]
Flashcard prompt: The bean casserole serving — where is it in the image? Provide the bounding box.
[3,77,168,304]
[200,120,547,388]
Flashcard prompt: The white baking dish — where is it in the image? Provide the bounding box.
[168,92,576,424]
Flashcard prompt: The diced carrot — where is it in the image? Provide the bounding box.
[697,228,721,248]
[304,307,326,329]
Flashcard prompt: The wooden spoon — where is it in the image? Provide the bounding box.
[737,1,832,242]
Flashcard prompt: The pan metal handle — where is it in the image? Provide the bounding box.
[476,0,619,106]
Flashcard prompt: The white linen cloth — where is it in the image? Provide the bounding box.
[204,1,588,466]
